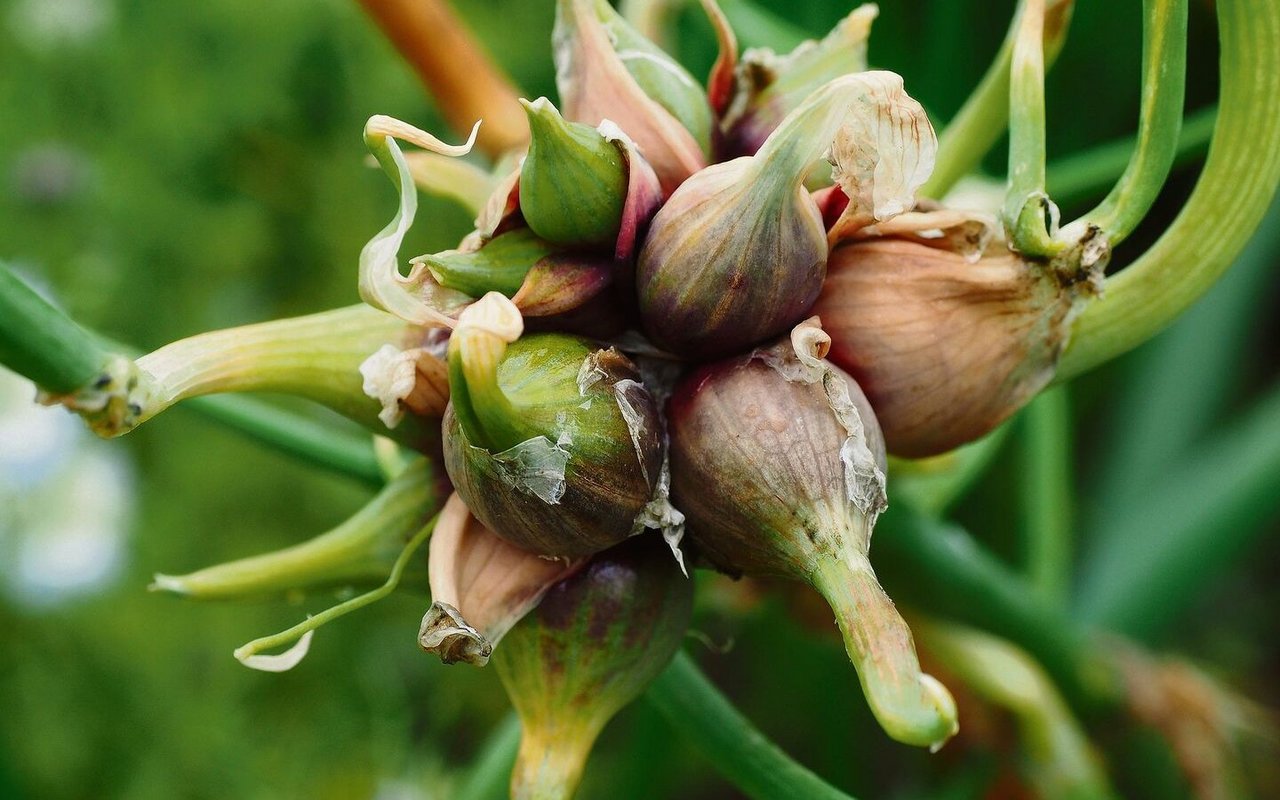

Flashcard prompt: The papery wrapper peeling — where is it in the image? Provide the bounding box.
[420,494,583,666]
[721,4,878,157]
[361,116,480,328]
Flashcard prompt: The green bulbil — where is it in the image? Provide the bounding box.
[520,98,628,247]
[444,307,662,556]
[421,228,554,299]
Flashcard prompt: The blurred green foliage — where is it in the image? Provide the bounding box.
[0,0,1275,798]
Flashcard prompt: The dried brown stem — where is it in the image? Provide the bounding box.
[357,0,529,157]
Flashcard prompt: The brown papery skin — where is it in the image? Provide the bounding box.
[814,238,1072,458]
[667,353,884,579]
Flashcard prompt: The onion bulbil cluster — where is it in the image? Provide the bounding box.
[339,0,1120,786]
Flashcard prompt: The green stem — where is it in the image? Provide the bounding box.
[184,396,384,487]
[152,458,440,599]
[1057,0,1280,379]
[889,423,1012,518]
[1003,0,1060,256]
[233,513,438,667]
[1076,383,1280,641]
[811,554,958,749]
[0,262,109,394]
[872,503,1119,717]
[912,617,1116,799]
[1018,386,1073,608]
[1074,0,1188,244]
[923,0,1073,199]
[129,305,411,436]
[646,651,857,800]
[1047,105,1215,207]
[455,713,523,800]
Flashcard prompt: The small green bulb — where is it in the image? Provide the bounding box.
[421,228,556,299]
[443,294,662,557]
[519,98,627,247]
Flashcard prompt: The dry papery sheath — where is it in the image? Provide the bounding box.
[418,493,584,666]
[815,207,1098,457]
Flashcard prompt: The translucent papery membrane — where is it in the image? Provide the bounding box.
[831,204,1001,261]
[753,71,936,230]
[360,115,481,328]
[755,318,887,519]
[723,4,878,156]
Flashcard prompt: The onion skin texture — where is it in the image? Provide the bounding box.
[635,160,827,360]
[667,353,884,578]
[814,238,1073,458]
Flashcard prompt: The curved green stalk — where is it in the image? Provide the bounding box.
[0,262,110,394]
[1003,0,1061,256]
[1073,0,1188,244]
[1057,0,1280,378]
[923,0,1073,199]
[1088,197,1280,523]
[647,651,857,800]
[1047,105,1215,207]
[1018,386,1073,608]
[152,458,441,599]
[913,617,1116,799]
[233,513,438,670]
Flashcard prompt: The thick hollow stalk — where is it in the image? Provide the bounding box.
[1089,197,1280,522]
[356,0,528,157]
[1074,0,1188,245]
[0,262,109,394]
[1003,0,1060,256]
[647,651,858,800]
[131,305,410,434]
[923,0,1073,199]
[1057,0,1280,378]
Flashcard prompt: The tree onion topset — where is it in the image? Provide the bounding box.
[3,0,1278,797]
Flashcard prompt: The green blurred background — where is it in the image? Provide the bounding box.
[0,0,1275,798]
